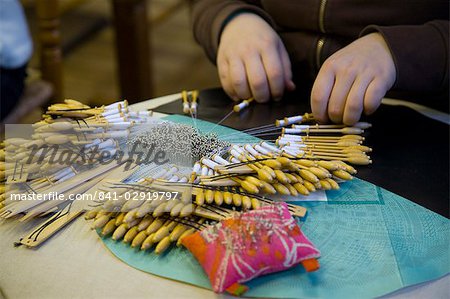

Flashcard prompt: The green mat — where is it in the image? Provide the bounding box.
[100,115,449,298]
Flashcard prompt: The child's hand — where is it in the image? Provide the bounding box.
[311,33,396,125]
[217,13,295,103]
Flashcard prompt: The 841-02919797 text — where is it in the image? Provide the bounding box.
[97,191,179,201]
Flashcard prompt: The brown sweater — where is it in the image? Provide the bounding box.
[192,0,449,108]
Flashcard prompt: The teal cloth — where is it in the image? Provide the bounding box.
[101,115,449,298]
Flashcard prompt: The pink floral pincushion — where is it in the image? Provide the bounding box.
[181,203,320,295]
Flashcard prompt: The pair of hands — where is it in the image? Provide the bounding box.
[217,13,396,125]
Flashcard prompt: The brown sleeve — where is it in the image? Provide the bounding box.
[361,20,449,93]
[191,0,276,63]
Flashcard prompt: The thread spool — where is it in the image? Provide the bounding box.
[233,98,254,112]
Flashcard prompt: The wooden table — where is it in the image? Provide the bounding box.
[0,93,448,299]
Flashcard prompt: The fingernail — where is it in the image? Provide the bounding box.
[287,81,296,91]
[255,97,270,104]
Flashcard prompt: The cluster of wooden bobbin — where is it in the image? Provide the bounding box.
[276,120,372,165]
[88,207,206,254]
[194,144,356,197]
[0,99,153,220]
[84,164,308,255]
[1,97,372,252]
[85,117,367,254]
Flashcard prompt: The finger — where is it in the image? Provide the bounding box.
[342,75,372,125]
[278,42,295,91]
[229,59,252,100]
[327,70,356,123]
[364,79,387,115]
[311,65,335,123]
[218,59,238,101]
[245,55,270,103]
[261,46,285,101]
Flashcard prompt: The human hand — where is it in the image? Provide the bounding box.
[311,33,396,125]
[217,13,295,103]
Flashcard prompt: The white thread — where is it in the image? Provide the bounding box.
[260,141,281,153]
[244,144,259,156]
[284,128,303,134]
[201,166,209,176]
[212,154,229,165]
[201,158,219,170]
[284,115,303,124]
[254,144,270,155]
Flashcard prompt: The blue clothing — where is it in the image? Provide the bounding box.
[0,0,32,68]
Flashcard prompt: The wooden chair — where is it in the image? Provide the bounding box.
[35,0,63,101]
[34,0,153,103]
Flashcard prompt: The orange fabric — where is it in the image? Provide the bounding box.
[301,258,320,272]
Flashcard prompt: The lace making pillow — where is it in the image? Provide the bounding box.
[181,203,320,295]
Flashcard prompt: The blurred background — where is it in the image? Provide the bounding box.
[4,0,220,124]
